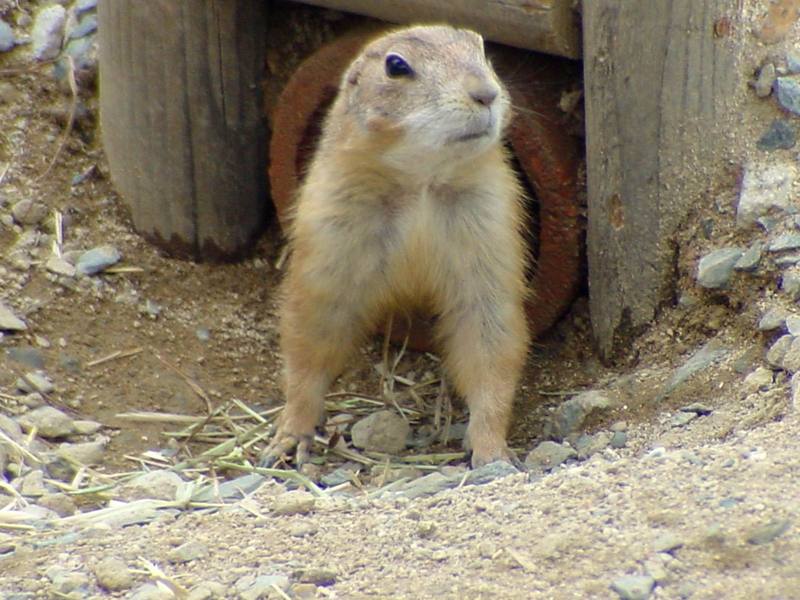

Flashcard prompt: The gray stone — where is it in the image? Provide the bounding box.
[788,315,800,335]
[781,268,800,300]
[19,469,48,497]
[610,430,628,449]
[294,567,337,586]
[791,372,800,410]
[0,19,15,52]
[168,540,209,564]
[45,256,76,277]
[776,76,800,116]
[680,403,713,415]
[0,413,24,443]
[789,49,800,74]
[11,199,48,226]
[769,233,800,252]
[56,440,107,466]
[75,245,121,275]
[17,406,75,438]
[670,411,697,427]
[15,371,54,394]
[130,583,174,600]
[187,581,227,600]
[574,431,613,459]
[696,247,743,288]
[747,519,791,544]
[734,242,763,271]
[0,301,26,331]
[781,337,800,372]
[272,490,316,515]
[37,493,77,517]
[118,470,185,501]
[466,460,519,485]
[775,254,800,267]
[610,575,655,600]
[321,465,358,487]
[7,346,44,368]
[544,390,614,441]
[93,557,133,592]
[758,307,788,331]
[757,119,796,150]
[400,472,456,499]
[31,4,66,61]
[71,419,102,435]
[766,334,793,367]
[75,0,99,16]
[653,532,684,553]
[737,162,797,228]
[743,367,774,392]
[235,574,290,600]
[661,341,729,399]
[350,410,409,454]
[190,473,265,503]
[68,14,97,39]
[524,441,577,471]
[754,62,776,97]
[46,567,89,595]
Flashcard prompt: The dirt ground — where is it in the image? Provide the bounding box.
[1,2,800,599]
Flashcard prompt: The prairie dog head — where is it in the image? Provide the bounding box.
[336,25,510,173]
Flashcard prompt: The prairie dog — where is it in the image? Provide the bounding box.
[263,25,530,468]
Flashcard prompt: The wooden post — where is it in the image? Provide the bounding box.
[291,0,582,59]
[97,0,269,260]
[583,2,745,359]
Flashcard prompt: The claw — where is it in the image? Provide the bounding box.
[259,430,313,469]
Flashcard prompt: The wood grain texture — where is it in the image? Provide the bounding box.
[583,1,744,359]
[98,0,268,259]
[289,0,582,58]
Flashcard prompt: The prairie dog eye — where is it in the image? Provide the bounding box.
[385,53,413,78]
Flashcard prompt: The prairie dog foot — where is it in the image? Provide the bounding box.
[259,412,319,467]
[470,444,525,471]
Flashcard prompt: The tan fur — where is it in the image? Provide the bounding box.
[263,25,530,468]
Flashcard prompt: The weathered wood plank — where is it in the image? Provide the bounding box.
[97,0,269,259]
[583,1,745,359]
[289,0,582,58]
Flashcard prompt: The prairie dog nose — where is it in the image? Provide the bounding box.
[465,73,499,107]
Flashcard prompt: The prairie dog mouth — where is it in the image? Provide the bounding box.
[449,127,492,144]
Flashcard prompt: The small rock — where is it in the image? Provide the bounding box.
[168,540,209,564]
[754,62,776,97]
[47,567,89,595]
[188,581,227,600]
[235,574,290,600]
[766,334,793,367]
[129,583,175,600]
[780,337,800,372]
[781,268,800,300]
[294,567,337,586]
[734,242,763,271]
[544,390,613,441]
[75,245,122,276]
[16,371,55,394]
[71,419,102,435]
[400,471,456,499]
[737,162,797,228]
[56,439,107,466]
[75,0,99,16]
[31,4,67,61]
[788,49,800,74]
[776,76,800,116]
[747,519,791,545]
[680,403,713,415]
[574,431,613,459]
[93,557,133,592]
[0,301,26,331]
[272,490,316,515]
[653,532,684,553]
[467,460,519,485]
[289,522,319,538]
[118,470,185,501]
[670,411,697,427]
[196,327,211,341]
[757,119,796,151]
[0,19,15,52]
[775,254,800,267]
[661,341,729,399]
[7,346,45,368]
[17,405,75,438]
[37,493,77,517]
[696,247,743,288]
[69,14,97,39]
[524,441,577,471]
[610,574,655,600]
[769,233,800,252]
[744,367,774,392]
[11,199,49,226]
[19,469,48,497]
[350,410,409,454]
[610,430,628,449]
[291,583,319,599]
[321,465,359,487]
[758,307,788,331]
[45,255,76,277]
[791,372,800,409]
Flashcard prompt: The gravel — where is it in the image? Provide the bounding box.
[775,75,800,116]
[695,247,744,288]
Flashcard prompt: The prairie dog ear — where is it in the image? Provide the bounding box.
[342,56,363,88]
